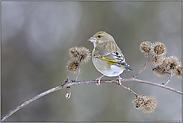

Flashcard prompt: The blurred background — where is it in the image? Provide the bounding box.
[2,1,181,122]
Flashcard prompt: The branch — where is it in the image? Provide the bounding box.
[1,84,64,121]
[1,78,69,122]
[1,77,181,121]
[125,78,182,95]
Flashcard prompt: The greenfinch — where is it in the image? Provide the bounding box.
[88,31,132,85]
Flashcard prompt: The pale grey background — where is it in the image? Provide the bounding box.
[2,1,181,122]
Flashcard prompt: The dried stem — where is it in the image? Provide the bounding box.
[163,71,174,86]
[75,63,81,81]
[120,84,138,97]
[133,54,152,78]
[1,77,181,121]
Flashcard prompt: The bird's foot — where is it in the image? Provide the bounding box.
[96,75,104,85]
[117,76,122,85]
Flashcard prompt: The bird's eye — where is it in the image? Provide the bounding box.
[97,35,101,38]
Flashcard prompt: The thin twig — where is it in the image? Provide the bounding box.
[164,71,174,86]
[1,78,182,121]
[75,63,81,81]
[133,54,152,78]
[62,76,70,86]
[120,84,138,97]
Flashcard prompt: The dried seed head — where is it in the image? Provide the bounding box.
[151,42,167,56]
[152,56,172,77]
[161,56,179,72]
[67,59,80,73]
[152,55,166,66]
[69,46,91,63]
[132,95,145,109]
[65,86,71,99]
[167,56,179,70]
[132,95,157,115]
[69,47,79,57]
[152,65,169,77]
[173,61,182,77]
[153,55,182,78]
[140,41,152,56]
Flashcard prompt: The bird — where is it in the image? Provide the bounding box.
[88,31,132,85]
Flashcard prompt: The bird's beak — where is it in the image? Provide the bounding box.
[88,37,97,43]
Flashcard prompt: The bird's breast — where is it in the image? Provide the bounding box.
[92,55,124,77]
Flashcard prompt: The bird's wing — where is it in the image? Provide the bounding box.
[94,41,132,71]
[94,41,124,61]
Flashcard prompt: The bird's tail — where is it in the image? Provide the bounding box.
[118,61,133,71]
[124,63,133,71]
[126,66,133,71]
